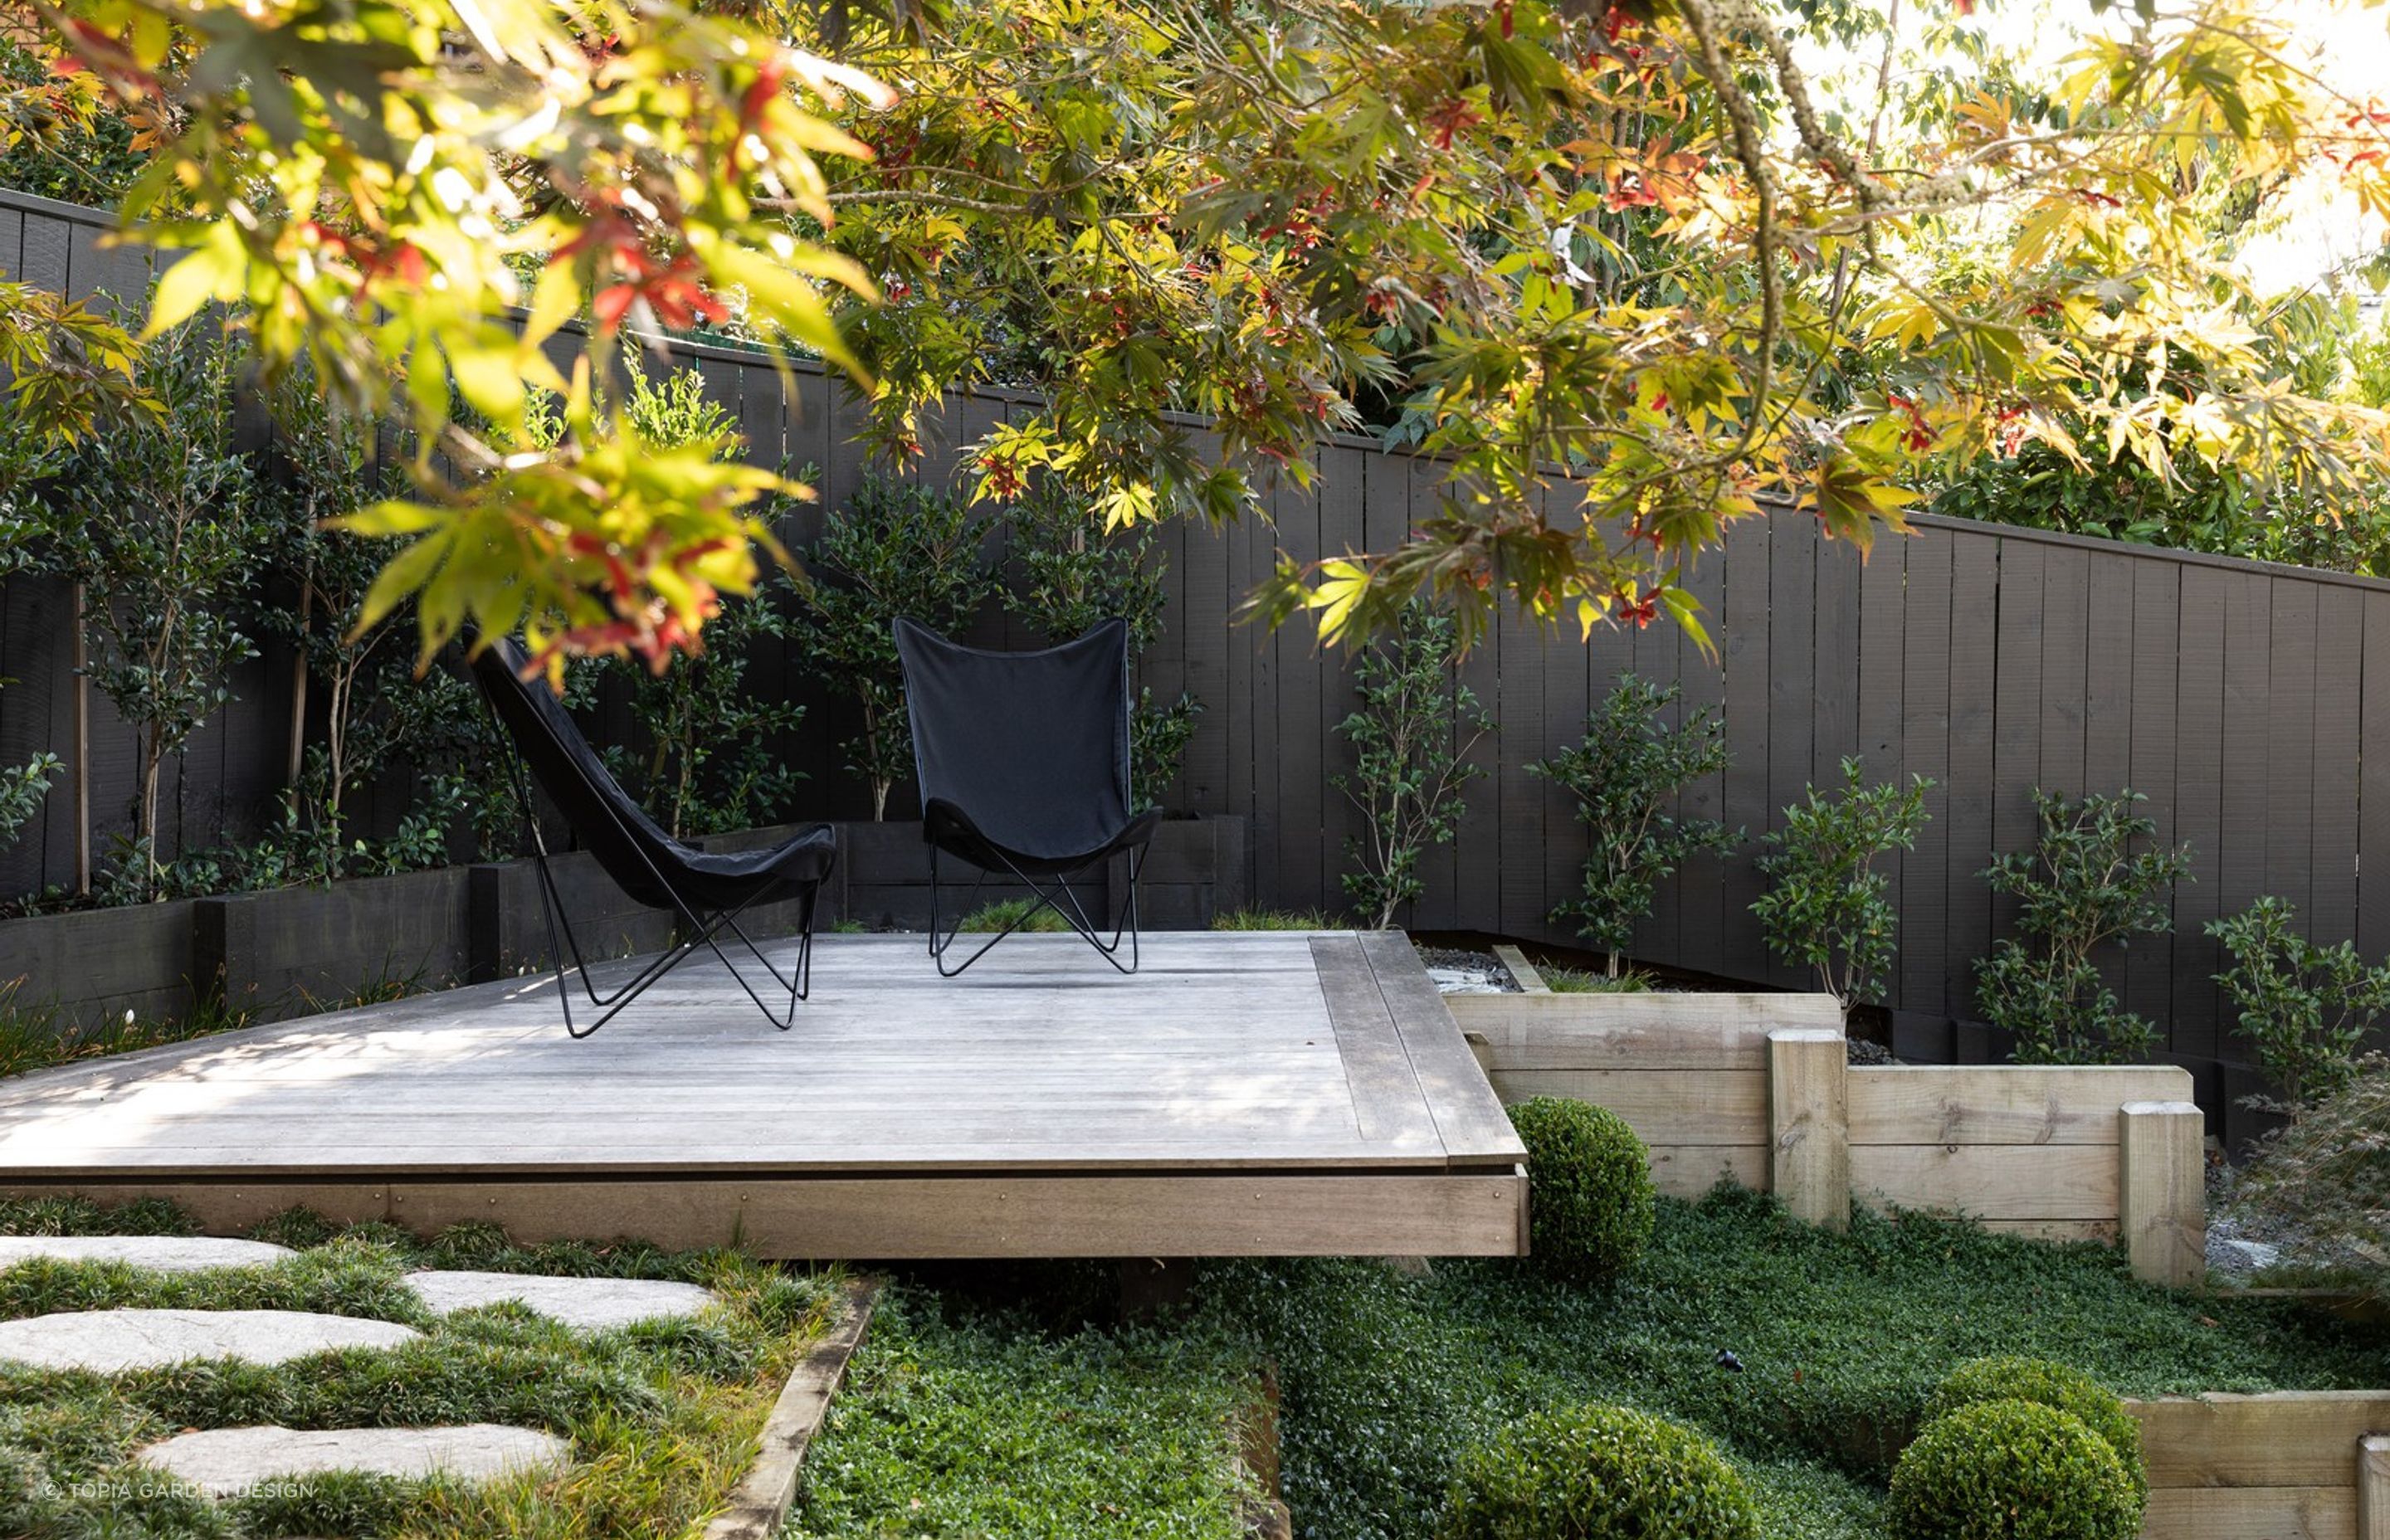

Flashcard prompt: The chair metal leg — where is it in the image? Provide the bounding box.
[485,692,826,1037]
[924,843,1144,977]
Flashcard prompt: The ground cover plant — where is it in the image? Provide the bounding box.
[1195,1187,2390,1540]
[786,1282,1260,1540]
[0,1196,844,1539]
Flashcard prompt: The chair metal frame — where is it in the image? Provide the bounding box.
[480,691,821,1040]
[923,840,1143,978]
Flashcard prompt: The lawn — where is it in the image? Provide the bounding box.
[0,1198,844,1540]
[788,1277,1263,1540]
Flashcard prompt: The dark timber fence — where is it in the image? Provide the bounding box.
[5,184,2383,1129]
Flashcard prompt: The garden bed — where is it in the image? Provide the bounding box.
[0,817,1252,1040]
[1451,959,2209,1284]
[1193,1189,2390,1540]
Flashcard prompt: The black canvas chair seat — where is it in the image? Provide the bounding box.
[470,636,834,1036]
[895,617,1158,974]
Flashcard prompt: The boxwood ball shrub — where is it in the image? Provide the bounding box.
[1924,1357,2148,1507]
[1439,1403,1758,1540]
[1507,1097,1656,1282]
[1886,1400,2141,1540]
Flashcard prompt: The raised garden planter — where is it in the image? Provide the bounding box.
[2128,1390,2390,1540]
[829,816,1246,932]
[0,899,199,1028]
[200,865,472,1017]
[0,816,1253,1036]
[1451,956,2208,1286]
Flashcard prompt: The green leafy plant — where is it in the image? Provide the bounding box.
[803,475,997,820]
[955,897,1070,934]
[1330,605,1490,929]
[1886,1399,2141,1540]
[1752,760,1934,1014]
[599,360,807,837]
[1922,1358,2147,1510]
[2207,897,2390,1120]
[1006,483,1201,811]
[1543,967,1654,995]
[0,753,61,857]
[1506,1097,1656,1284]
[37,322,261,896]
[1211,909,1339,931]
[255,364,424,880]
[1437,1403,1758,1540]
[2230,1055,2390,1304]
[1533,676,1738,976]
[1975,790,2192,1065]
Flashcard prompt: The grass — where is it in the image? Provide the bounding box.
[1542,965,1653,993]
[0,990,256,1080]
[954,898,1071,934]
[1211,908,1342,931]
[1190,1187,2390,1540]
[0,1196,845,1539]
[785,1282,1261,1540]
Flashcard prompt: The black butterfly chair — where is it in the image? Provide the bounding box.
[469,636,837,1038]
[894,617,1162,976]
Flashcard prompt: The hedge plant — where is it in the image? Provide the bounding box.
[1438,1403,1758,1540]
[1923,1357,2147,1508]
[1886,1400,2141,1540]
[1507,1097,1655,1282]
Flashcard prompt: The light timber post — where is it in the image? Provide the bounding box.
[2361,1435,2388,1540]
[2117,1100,2205,1287]
[1768,1028,1849,1231]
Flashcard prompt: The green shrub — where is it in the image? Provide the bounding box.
[1974,789,2192,1064]
[1332,603,1490,928]
[1923,1357,2146,1507]
[2231,1054,2390,1304]
[1752,758,1934,1013]
[1508,1098,1655,1282]
[1543,967,1652,994]
[1887,1400,2140,1540]
[1439,1403,1758,1540]
[1533,675,1739,977]
[2207,897,2390,1118]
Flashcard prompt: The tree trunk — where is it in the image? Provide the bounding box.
[69,583,90,897]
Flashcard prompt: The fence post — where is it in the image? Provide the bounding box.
[1768,1028,1849,1231]
[2362,1435,2388,1540]
[2118,1100,2206,1287]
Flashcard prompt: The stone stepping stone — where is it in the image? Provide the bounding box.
[0,1235,297,1273]
[0,1309,419,1372]
[404,1270,715,1330]
[137,1424,569,1498]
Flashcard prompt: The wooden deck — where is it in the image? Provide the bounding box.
[0,932,1526,1257]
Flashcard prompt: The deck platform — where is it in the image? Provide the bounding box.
[0,932,1526,1257]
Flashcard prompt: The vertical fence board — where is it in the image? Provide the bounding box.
[1900,534,1953,1017]
[2041,543,2090,800]
[1672,548,1728,977]
[1990,539,2045,955]
[2313,587,2364,949]
[1944,534,2000,1020]
[2126,560,2182,1036]
[1719,517,1773,973]
[2265,579,2319,922]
